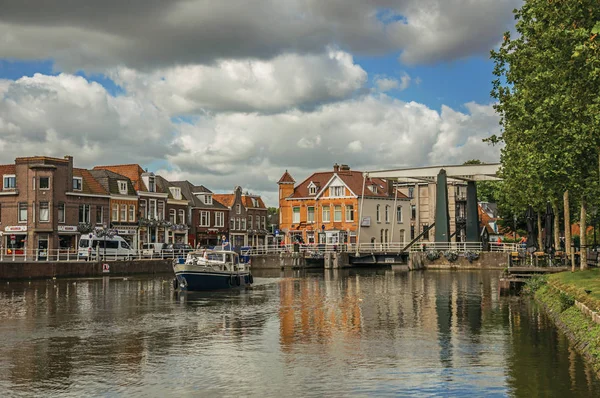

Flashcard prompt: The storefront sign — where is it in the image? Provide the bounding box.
[58,225,78,232]
[116,229,136,235]
[5,226,27,232]
[360,217,371,227]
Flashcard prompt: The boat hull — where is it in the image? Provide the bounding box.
[175,270,252,291]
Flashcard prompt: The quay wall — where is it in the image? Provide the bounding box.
[535,284,600,377]
[250,253,313,269]
[409,252,509,270]
[0,259,173,280]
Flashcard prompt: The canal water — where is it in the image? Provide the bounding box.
[0,269,599,397]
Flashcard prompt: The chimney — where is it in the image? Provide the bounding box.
[64,155,73,190]
[340,164,350,171]
[333,163,340,172]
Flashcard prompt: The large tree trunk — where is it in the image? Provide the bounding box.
[537,211,543,251]
[564,190,574,272]
[552,200,560,250]
[581,198,588,270]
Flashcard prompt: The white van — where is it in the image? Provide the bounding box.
[78,235,136,259]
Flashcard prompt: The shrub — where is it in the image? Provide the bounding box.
[559,291,575,312]
[464,251,479,263]
[426,250,441,261]
[522,275,547,295]
[444,250,459,262]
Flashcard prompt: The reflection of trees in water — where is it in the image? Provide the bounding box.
[503,299,600,397]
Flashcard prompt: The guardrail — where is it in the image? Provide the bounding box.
[0,248,190,262]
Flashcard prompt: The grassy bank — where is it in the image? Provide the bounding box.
[535,281,600,376]
[547,269,600,312]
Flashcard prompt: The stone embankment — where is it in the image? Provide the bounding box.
[0,259,173,280]
[408,252,509,270]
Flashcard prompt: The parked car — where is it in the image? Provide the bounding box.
[162,243,193,257]
[78,235,135,259]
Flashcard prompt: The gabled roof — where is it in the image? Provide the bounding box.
[242,195,267,209]
[93,164,147,191]
[213,194,235,208]
[278,170,295,184]
[89,169,136,196]
[170,181,225,209]
[288,169,407,200]
[73,168,108,195]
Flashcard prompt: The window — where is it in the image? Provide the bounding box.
[236,218,241,230]
[345,205,354,222]
[4,175,16,189]
[78,204,90,223]
[170,209,176,224]
[370,184,378,194]
[112,204,119,221]
[330,186,344,197]
[307,207,315,223]
[38,202,49,222]
[178,209,185,225]
[322,206,330,222]
[262,216,266,230]
[148,176,155,192]
[308,184,317,195]
[139,200,147,219]
[0,203,1,223]
[58,203,65,223]
[215,212,224,227]
[96,206,104,225]
[73,177,82,191]
[230,218,235,230]
[32,177,36,190]
[120,205,127,221]
[397,206,403,223]
[39,177,50,190]
[200,211,209,227]
[18,202,27,222]
[422,224,429,240]
[129,205,135,222]
[118,181,128,195]
[157,201,164,220]
[385,205,390,223]
[410,225,415,240]
[204,195,212,205]
[256,215,260,229]
[292,207,300,224]
[169,187,182,200]
[376,205,381,222]
[408,187,414,198]
[411,205,416,220]
[236,204,241,214]
[334,205,342,222]
[249,215,254,228]
[149,199,156,219]
[242,218,246,230]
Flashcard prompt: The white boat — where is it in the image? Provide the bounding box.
[172,249,253,291]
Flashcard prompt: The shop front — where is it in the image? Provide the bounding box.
[195,229,221,247]
[58,225,80,253]
[114,226,138,249]
[3,226,27,255]
[167,225,188,244]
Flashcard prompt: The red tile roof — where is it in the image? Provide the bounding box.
[93,164,146,191]
[243,196,267,209]
[288,169,407,199]
[213,194,235,208]
[278,170,295,184]
[74,168,108,195]
[0,164,16,176]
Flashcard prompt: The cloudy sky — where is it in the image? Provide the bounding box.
[0,0,519,205]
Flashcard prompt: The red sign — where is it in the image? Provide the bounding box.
[102,263,110,273]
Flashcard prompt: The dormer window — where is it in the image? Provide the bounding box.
[251,198,258,207]
[118,180,128,195]
[148,176,155,192]
[308,182,317,195]
[73,177,82,191]
[3,175,16,189]
[369,184,378,194]
[169,187,182,200]
[204,194,212,205]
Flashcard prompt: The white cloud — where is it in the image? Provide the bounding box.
[0,0,521,71]
[0,72,501,206]
[109,50,367,114]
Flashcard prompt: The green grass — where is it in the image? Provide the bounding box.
[547,268,600,312]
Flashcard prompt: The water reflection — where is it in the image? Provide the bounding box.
[0,270,599,397]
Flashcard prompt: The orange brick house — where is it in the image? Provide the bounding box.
[278,164,410,246]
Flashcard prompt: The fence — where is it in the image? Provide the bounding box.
[0,247,187,262]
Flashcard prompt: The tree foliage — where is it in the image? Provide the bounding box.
[490,0,600,214]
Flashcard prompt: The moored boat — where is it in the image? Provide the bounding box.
[172,249,253,291]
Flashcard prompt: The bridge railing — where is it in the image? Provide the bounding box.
[409,242,483,253]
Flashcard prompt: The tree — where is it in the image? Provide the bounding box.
[490,0,600,269]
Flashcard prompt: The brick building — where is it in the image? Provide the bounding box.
[156,176,190,244]
[170,181,228,247]
[89,169,139,248]
[0,156,109,257]
[213,187,268,247]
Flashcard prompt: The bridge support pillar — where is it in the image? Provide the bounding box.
[434,169,450,242]
[466,181,479,243]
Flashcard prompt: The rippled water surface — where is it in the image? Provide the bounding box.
[1,269,599,397]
